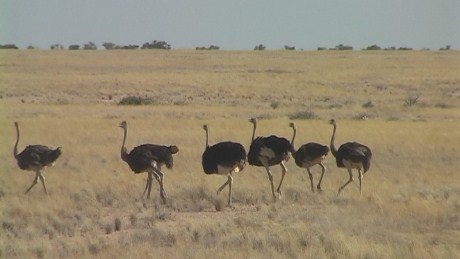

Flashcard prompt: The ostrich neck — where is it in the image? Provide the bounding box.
[205,127,209,149]
[121,127,129,162]
[290,127,297,150]
[330,124,338,157]
[251,122,257,142]
[13,124,20,157]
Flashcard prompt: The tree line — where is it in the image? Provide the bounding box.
[0,42,453,51]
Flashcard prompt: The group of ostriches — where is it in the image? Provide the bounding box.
[13,119,372,207]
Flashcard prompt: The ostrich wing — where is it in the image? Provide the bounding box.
[127,144,167,173]
[17,145,61,169]
[202,142,246,174]
[297,143,329,158]
[337,142,372,171]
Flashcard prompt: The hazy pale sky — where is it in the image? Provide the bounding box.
[1,0,459,50]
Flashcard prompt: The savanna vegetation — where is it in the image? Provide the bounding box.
[0,50,459,258]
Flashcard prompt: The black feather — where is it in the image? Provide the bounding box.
[16,145,62,170]
[202,141,246,175]
[248,135,294,166]
[126,144,177,173]
[293,143,329,167]
[336,142,372,172]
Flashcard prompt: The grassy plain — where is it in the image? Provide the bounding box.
[0,50,459,258]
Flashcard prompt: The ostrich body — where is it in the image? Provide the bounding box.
[119,121,179,203]
[13,122,62,194]
[247,118,295,200]
[329,119,372,195]
[289,122,329,193]
[202,125,247,207]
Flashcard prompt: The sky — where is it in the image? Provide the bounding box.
[1,0,459,50]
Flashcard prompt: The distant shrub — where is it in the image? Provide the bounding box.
[384,47,396,51]
[270,101,280,109]
[0,44,19,49]
[118,96,156,105]
[141,40,171,50]
[434,102,451,109]
[114,218,122,231]
[83,42,97,50]
[362,101,374,108]
[284,45,295,50]
[68,45,80,50]
[50,43,64,50]
[335,44,353,50]
[254,44,266,50]
[353,113,370,120]
[102,42,115,50]
[404,95,420,107]
[364,45,381,51]
[288,111,318,120]
[196,45,220,50]
[440,45,451,51]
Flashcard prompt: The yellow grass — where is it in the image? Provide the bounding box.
[0,50,459,258]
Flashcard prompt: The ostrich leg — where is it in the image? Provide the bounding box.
[276,161,288,197]
[317,163,326,191]
[306,167,315,192]
[337,167,354,195]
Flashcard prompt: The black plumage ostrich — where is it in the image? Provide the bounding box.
[247,118,295,200]
[329,119,372,195]
[13,122,62,194]
[119,121,179,203]
[289,122,329,193]
[202,124,247,207]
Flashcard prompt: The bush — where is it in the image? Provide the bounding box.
[102,42,115,50]
[0,44,19,49]
[50,44,64,50]
[68,45,80,50]
[364,45,381,50]
[254,44,266,51]
[404,95,420,107]
[141,40,171,50]
[118,96,156,105]
[362,101,374,108]
[288,111,318,120]
[270,101,280,109]
[196,45,220,50]
[83,42,97,50]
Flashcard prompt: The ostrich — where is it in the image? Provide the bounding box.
[119,121,179,203]
[329,119,372,195]
[13,122,62,194]
[202,124,247,207]
[289,122,329,193]
[247,118,295,200]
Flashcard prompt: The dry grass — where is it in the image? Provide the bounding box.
[0,50,459,258]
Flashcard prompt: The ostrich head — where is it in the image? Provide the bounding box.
[288,122,296,130]
[329,119,336,126]
[202,124,208,131]
[119,121,128,130]
[248,118,257,124]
